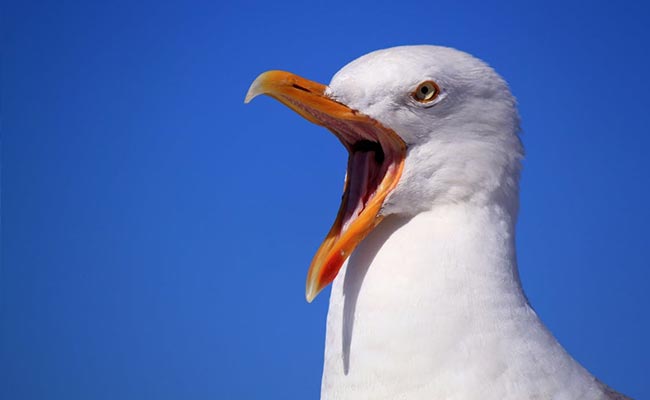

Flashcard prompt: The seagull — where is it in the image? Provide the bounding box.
[245,45,630,400]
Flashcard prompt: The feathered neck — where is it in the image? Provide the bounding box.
[320,202,606,400]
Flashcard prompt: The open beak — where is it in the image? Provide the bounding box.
[245,71,406,302]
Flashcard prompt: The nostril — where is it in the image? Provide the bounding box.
[292,84,311,93]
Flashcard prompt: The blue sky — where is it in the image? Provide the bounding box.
[2,0,649,398]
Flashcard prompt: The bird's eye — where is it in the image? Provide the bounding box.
[413,81,439,103]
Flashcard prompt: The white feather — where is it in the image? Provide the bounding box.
[320,46,627,400]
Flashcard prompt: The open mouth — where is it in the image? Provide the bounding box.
[344,140,385,233]
[307,115,405,301]
[245,70,406,301]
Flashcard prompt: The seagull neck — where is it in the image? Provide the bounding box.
[322,202,599,398]
[370,201,527,315]
[327,201,533,366]
[416,201,524,302]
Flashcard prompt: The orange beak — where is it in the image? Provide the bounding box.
[245,71,406,302]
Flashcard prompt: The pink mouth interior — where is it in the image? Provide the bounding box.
[341,141,385,233]
[281,94,397,235]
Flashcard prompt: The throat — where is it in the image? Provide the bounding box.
[321,204,593,399]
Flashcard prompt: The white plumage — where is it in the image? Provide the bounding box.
[247,45,630,400]
[322,46,627,400]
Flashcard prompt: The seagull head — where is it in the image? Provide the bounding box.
[246,45,523,301]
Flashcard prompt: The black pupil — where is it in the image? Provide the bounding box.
[421,86,429,94]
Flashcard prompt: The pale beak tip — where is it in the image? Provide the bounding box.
[244,84,261,104]
[244,71,277,104]
[305,292,316,303]
[305,280,323,303]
